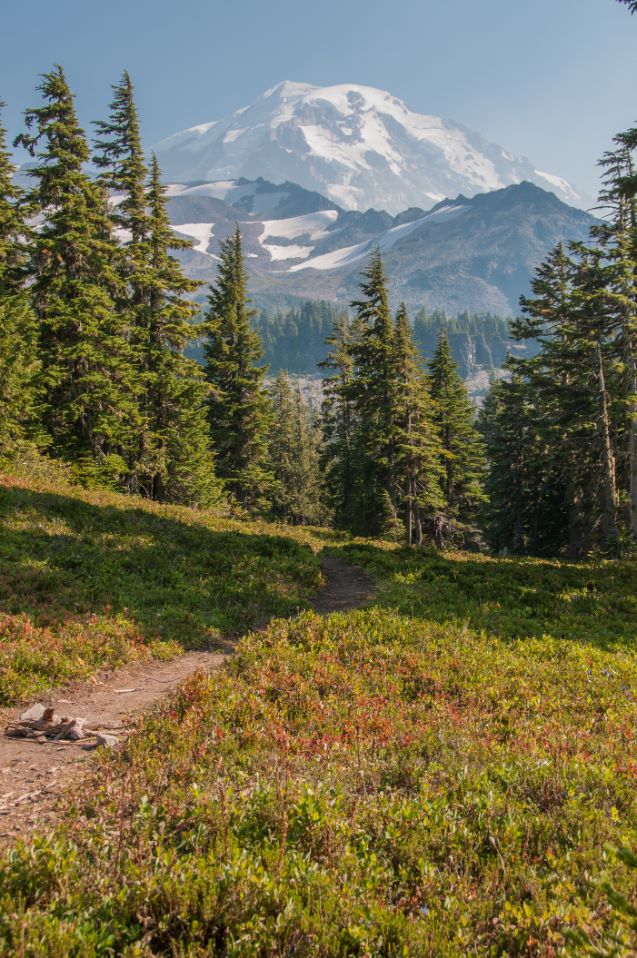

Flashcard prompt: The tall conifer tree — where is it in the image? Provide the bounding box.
[429,329,485,545]
[15,66,139,485]
[594,133,637,540]
[0,104,40,457]
[268,371,323,525]
[392,303,445,545]
[140,155,220,505]
[204,226,274,514]
[319,312,359,529]
[348,250,399,536]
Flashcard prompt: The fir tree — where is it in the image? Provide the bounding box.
[203,226,274,514]
[0,104,40,457]
[93,71,149,251]
[594,133,637,540]
[140,155,220,506]
[348,250,399,537]
[429,329,485,545]
[486,242,624,557]
[15,66,140,485]
[319,311,359,529]
[392,303,445,545]
[268,371,323,525]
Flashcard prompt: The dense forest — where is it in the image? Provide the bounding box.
[0,63,636,557]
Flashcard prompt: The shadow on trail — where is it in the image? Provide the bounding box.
[331,541,637,650]
[0,484,320,651]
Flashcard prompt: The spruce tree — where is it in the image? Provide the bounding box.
[429,329,485,545]
[268,371,323,525]
[203,226,274,514]
[392,304,445,544]
[0,104,41,457]
[15,66,140,485]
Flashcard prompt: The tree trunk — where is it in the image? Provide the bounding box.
[596,340,619,549]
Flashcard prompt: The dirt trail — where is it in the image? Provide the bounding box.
[0,554,375,846]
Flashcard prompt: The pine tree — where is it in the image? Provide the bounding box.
[0,103,41,457]
[203,226,274,514]
[319,311,359,529]
[392,303,445,545]
[268,371,323,525]
[429,329,485,545]
[348,250,399,537]
[139,155,220,506]
[15,66,140,485]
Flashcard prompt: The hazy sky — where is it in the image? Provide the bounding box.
[2,0,635,199]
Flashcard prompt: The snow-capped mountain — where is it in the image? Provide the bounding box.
[166,177,596,315]
[155,81,586,214]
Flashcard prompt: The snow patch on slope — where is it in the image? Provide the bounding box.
[174,222,215,254]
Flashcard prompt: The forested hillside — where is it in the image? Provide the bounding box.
[249,301,527,381]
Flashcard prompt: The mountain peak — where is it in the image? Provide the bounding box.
[155,81,588,214]
[262,80,318,100]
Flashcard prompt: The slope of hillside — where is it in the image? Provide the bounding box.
[155,81,586,212]
[167,178,596,314]
[0,468,323,705]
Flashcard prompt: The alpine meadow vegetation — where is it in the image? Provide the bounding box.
[1,14,637,955]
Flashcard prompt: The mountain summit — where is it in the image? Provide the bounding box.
[155,81,585,214]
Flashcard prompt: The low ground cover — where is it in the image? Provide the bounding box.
[0,470,323,705]
[1,546,636,954]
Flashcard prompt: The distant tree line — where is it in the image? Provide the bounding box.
[253,300,520,379]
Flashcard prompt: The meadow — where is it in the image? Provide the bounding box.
[0,469,323,705]
[1,478,637,955]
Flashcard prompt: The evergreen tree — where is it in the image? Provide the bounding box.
[392,303,445,545]
[139,155,220,506]
[204,226,274,514]
[93,77,217,506]
[15,66,140,485]
[93,71,149,252]
[0,104,41,457]
[268,371,323,525]
[429,329,486,545]
[479,374,565,555]
[319,311,359,529]
[348,250,399,537]
[594,133,637,540]
[485,242,624,557]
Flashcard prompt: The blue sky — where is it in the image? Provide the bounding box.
[2,0,635,199]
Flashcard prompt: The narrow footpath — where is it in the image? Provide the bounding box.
[0,554,375,846]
